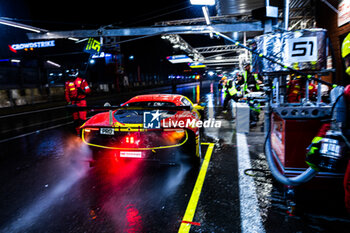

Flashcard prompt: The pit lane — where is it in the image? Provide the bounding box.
[1,81,350,233]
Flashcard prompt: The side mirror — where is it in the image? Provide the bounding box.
[193,103,205,111]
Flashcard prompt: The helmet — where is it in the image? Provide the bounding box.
[242,61,250,69]
[342,33,350,76]
[232,70,241,78]
[66,69,79,79]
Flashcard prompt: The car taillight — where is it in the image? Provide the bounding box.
[126,136,135,144]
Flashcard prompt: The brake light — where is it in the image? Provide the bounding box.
[126,136,135,144]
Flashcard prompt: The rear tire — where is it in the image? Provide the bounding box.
[194,137,202,165]
[182,130,201,165]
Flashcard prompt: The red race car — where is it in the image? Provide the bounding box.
[81,94,204,166]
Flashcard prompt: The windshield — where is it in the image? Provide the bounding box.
[115,101,177,124]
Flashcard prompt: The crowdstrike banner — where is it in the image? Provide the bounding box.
[11,40,55,50]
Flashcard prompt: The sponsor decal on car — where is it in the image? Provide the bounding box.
[162,118,221,128]
[143,111,221,129]
[143,110,162,129]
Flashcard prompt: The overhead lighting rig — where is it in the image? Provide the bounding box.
[161,34,204,62]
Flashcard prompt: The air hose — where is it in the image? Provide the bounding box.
[263,109,318,186]
[263,86,350,186]
[264,132,317,186]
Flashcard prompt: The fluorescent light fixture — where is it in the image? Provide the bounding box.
[215,56,223,60]
[68,37,80,42]
[190,0,215,6]
[11,59,20,63]
[46,60,61,67]
[75,38,89,44]
[0,18,47,33]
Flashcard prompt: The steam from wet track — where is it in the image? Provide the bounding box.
[1,136,90,232]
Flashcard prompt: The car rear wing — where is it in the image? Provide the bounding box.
[66,105,192,112]
[67,104,193,127]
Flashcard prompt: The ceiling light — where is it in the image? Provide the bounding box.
[68,37,80,42]
[0,18,47,33]
[190,0,215,6]
[46,60,61,67]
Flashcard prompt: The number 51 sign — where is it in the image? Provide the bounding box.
[286,37,318,63]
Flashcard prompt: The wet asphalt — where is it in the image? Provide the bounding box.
[1,81,350,233]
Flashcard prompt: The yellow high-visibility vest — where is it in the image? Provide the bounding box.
[243,71,260,91]
[225,80,237,97]
[253,73,260,90]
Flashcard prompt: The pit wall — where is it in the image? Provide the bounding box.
[0,79,199,108]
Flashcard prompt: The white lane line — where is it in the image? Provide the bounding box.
[236,133,265,233]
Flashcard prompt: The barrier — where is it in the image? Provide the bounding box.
[235,102,250,133]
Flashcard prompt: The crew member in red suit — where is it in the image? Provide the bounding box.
[65,69,91,135]
[306,33,350,214]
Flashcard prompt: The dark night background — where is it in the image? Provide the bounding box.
[0,1,216,65]
[0,0,221,88]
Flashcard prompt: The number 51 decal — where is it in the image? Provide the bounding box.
[286,37,318,63]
